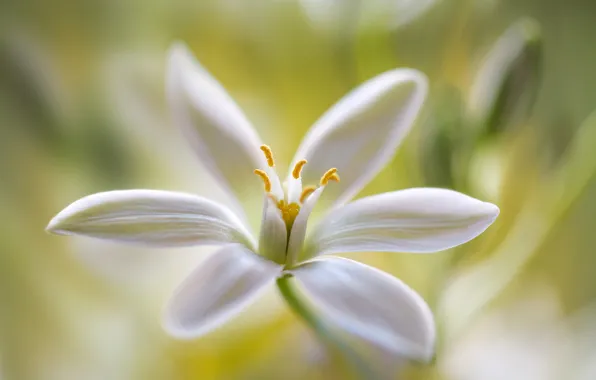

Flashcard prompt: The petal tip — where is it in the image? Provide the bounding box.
[167,42,196,87]
[378,68,428,126]
[45,218,62,234]
[491,203,501,217]
[420,349,437,365]
[420,332,437,363]
[161,301,213,340]
[386,68,429,96]
[44,194,99,234]
[162,316,197,341]
[162,321,201,341]
[416,294,437,363]
[483,202,500,221]
[167,41,191,63]
[46,208,74,235]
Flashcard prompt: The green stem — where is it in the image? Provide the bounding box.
[276,274,380,380]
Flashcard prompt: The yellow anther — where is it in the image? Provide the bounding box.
[320,168,339,186]
[277,200,301,231]
[253,169,271,192]
[292,159,308,179]
[260,145,275,167]
[299,186,316,203]
[327,173,340,183]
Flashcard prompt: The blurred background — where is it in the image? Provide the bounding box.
[2,0,596,379]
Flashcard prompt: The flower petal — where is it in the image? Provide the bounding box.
[286,186,325,266]
[289,69,427,206]
[47,190,256,249]
[167,43,267,217]
[292,256,435,361]
[258,196,287,265]
[164,244,282,338]
[305,188,499,257]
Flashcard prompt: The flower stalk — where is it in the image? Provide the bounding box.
[276,274,379,379]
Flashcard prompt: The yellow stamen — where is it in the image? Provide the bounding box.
[253,169,271,192]
[260,145,275,167]
[320,168,339,186]
[292,159,308,179]
[299,186,316,203]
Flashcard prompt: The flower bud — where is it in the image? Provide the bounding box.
[468,18,542,136]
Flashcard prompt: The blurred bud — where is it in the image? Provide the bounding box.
[468,18,542,136]
[419,85,463,188]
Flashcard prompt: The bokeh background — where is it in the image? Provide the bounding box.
[2,0,596,379]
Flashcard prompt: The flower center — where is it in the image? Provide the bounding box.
[277,199,300,231]
[253,144,340,232]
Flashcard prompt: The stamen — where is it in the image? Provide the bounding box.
[254,169,272,192]
[320,168,339,186]
[299,186,316,203]
[292,159,308,179]
[260,145,275,167]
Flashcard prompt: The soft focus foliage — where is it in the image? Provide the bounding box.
[2,0,596,379]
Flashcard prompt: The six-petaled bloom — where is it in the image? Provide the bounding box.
[46,43,499,362]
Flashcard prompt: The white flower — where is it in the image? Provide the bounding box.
[46,42,499,362]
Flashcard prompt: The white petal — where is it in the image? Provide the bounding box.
[47,190,255,249]
[286,186,325,266]
[167,43,268,217]
[292,256,435,361]
[258,196,288,265]
[164,244,282,338]
[305,188,499,257]
[289,69,427,206]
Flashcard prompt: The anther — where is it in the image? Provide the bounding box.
[292,159,308,179]
[327,173,340,183]
[299,186,316,203]
[260,145,275,167]
[320,168,339,186]
[254,169,272,192]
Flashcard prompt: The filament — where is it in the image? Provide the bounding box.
[299,186,316,203]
